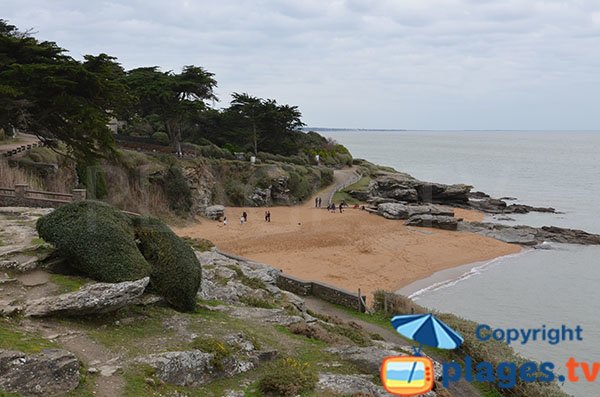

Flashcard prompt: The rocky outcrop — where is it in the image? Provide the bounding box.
[368,174,472,205]
[460,222,600,246]
[316,373,393,397]
[406,214,459,231]
[137,333,276,387]
[204,205,225,220]
[467,196,555,214]
[24,277,149,317]
[0,349,80,396]
[377,203,454,220]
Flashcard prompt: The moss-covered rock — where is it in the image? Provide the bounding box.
[36,201,151,282]
[131,216,202,312]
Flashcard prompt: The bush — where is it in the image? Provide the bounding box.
[161,166,193,215]
[36,201,151,282]
[131,216,202,312]
[287,170,311,201]
[151,131,169,145]
[258,358,318,396]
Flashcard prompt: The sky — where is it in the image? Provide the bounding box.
[2,0,600,130]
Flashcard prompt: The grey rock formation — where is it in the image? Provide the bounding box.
[225,306,304,326]
[204,205,225,220]
[369,174,471,205]
[0,349,80,396]
[0,299,22,316]
[249,187,271,206]
[24,277,149,317]
[316,373,392,397]
[378,203,454,220]
[406,214,459,231]
[137,350,214,386]
[460,222,600,246]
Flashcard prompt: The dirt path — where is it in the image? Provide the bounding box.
[302,296,481,397]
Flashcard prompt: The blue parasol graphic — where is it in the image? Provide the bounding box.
[391,313,464,353]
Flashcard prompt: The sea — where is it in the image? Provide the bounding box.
[322,130,600,396]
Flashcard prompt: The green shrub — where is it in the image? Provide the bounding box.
[161,166,193,215]
[319,167,334,187]
[131,216,202,312]
[36,201,151,282]
[76,162,108,199]
[288,170,311,201]
[258,358,318,396]
[151,131,169,145]
[191,337,232,371]
[224,180,248,206]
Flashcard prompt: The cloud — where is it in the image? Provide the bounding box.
[2,0,600,129]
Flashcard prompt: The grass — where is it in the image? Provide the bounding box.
[190,337,233,371]
[182,236,215,252]
[50,273,90,293]
[227,265,267,290]
[332,176,371,205]
[0,320,57,353]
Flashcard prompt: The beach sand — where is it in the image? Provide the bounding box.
[175,203,521,300]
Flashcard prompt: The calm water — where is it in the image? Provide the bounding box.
[324,130,600,396]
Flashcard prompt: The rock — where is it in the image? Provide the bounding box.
[0,349,80,396]
[406,214,459,231]
[325,345,443,382]
[204,205,225,220]
[99,365,121,377]
[378,203,454,220]
[316,373,390,397]
[137,350,213,386]
[225,306,304,326]
[458,222,600,246]
[24,277,150,317]
[249,187,272,206]
[368,173,472,205]
[0,299,23,316]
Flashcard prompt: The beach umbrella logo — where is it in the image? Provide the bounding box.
[381,314,464,396]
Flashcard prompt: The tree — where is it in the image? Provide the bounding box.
[230,93,263,155]
[125,65,217,154]
[0,20,126,163]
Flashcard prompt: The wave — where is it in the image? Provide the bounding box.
[409,250,530,300]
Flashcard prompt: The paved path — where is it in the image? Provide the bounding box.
[303,296,482,397]
[305,166,361,208]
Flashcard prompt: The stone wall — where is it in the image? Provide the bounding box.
[276,274,312,296]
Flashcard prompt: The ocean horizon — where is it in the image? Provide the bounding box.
[324,129,600,397]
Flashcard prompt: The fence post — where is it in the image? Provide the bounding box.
[15,184,28,199]
[72,189,87,201]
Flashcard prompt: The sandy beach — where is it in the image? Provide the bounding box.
[175,196,521,299]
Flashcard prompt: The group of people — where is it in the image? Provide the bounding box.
[327,200,347,213]
[314,196,322,207]
[221,210,271,226]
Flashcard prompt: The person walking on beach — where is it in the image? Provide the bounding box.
[331,203,336,213]
[315,197,319,207]
[339,202,344,213]
[223,216,228,226]
[240,214,245,224]
[318,197,322,207]
[266,210,271,222]
[242,211,248,223]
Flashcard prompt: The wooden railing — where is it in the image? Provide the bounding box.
[0,184,86,208]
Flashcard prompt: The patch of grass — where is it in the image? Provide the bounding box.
[182,236,214,252]
[227,266,266,290]
[322,323,372,347]
[240,295,277,309]
[50,273,90,293]
[258,357,318,397]
[0,320,57,353]
[191,337,233,371]
[197,298,226,307]
[70,306,176,354]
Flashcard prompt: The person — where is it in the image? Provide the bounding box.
[315,197,319,207]
[223,216,228,226]
[266,210,271,222]
[242,211,248,223]
[339,202,343,213]
[318,197,322,207]
[331,203,336,213]
[240,215,245,224]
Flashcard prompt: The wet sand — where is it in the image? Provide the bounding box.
[175,204,521,299]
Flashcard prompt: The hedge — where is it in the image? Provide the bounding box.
[131,216,202,312]
[36,201,151,282]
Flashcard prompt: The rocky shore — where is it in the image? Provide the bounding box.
[355,170,600,246]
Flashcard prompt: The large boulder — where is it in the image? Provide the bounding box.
[204,205,225,220]
[378,203,454,220]
[36,201,151,282]
[368,174,472,205]
[24,277,149,317]
[0,349,80,396]
[406,214,460,231]
[316,373,391,397]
